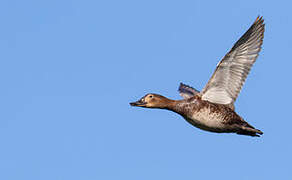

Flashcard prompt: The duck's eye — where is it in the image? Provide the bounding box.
[149,95,153,98]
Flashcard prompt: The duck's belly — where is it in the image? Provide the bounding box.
[184,109,230,133]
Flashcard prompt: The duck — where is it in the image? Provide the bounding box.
[130,16,265,137]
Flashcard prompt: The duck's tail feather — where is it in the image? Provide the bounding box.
[237,126,263,137]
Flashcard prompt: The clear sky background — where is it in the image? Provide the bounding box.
[0,0,290,179]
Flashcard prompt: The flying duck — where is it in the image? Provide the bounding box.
[130,16,265,137]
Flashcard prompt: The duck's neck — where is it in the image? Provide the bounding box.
[162,98,184,114]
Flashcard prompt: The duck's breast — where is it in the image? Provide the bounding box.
[174,96,236,133]
[183,99,235,132]
[188,107,228,132]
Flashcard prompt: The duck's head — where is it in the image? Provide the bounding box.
[130,93,171,109]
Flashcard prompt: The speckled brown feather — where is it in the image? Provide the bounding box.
[166,95,262,136]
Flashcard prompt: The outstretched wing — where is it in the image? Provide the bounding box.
[178,83,199,99]
[200,16,265,105]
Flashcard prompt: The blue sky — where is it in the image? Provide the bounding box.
[0,0,291,179]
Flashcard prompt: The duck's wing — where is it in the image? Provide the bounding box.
[178,83,199,99]
[200,16,265,105]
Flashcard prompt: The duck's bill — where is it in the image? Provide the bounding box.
[129,100,147,107]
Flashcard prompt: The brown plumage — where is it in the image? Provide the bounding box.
[130,16,265,137]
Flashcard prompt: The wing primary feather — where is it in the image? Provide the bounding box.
[200,16,265,105]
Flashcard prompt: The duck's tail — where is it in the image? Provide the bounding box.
[236,125,263,137]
